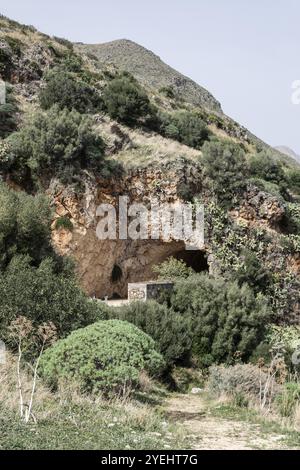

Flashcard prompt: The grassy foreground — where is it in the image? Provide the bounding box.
[1,354,300,450]
[0,355,186,450]
[0,400,185,450]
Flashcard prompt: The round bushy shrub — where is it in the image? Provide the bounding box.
[103,73,151,126]
[249,151,286,188]
[153,257,194,281]
[115,301,192,368]
[40,320,164,394]
[159,110,209,149]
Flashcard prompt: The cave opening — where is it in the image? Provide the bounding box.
[111,264,123,283]
[173,249,209,273]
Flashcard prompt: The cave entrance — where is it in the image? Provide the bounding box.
[172,249,209,273]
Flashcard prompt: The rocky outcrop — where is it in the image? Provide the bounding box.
[50,163,204,298]
[50,170,290,299]
[232,184,285,229]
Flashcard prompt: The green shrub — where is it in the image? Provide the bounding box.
[5,106,106,186]
[0,84,18,138]
[0,255,104,338]
[153,257,194,281]
[39,69,102,113]
[282,234,300,254]
[248,177,283,200]
[40,320,164,395]
[4,36,22,56]
[103,73,151,126]
[177,182,194,202]
[0,184,106,338]
[276,382,300,417]
[286,168,300,195]
[171,274,270,367]
[159,86,176,99]
[249,151,288,196]
[283,202,300,234]
[55,216,73,232]
[159,110,209,149]
[53,36,74,50]
[267,325,300,374]
[163,111,209,149]
[114,300,192,368]
[164,122,180,140]
[0,47,13,80]
[0,183,53,268]
[0,182,110,340]
[232,249,271,294]
[202,141,247,203]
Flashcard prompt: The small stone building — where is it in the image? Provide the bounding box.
[128,281,174,302]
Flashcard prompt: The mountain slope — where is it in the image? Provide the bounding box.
[76,39,222,114]
[76,40,299,168]
[275,146,300,164]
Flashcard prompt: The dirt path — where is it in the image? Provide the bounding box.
[165,394,296,450]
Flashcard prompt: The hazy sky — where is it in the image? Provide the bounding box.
[1,0,300,153]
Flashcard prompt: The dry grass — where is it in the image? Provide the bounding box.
[294,404,300,431]
[212,384,300,433]
[0,18,66,53]
[96,116,201,169]
[0,353,153,420]
[0,353,185,450]
[0,353,51,416]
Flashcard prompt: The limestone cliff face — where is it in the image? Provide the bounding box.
[50,164,290,300]
[231,184,285,230]
[50,163,203,299]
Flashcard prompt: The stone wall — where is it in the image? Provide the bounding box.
[128,281,174,302]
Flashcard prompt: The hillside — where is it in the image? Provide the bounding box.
[1,14,300,451]
[75,41,296,168]
[275,146,300,164]
[76,39,223,113]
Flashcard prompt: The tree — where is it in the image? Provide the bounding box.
[103,73,151,126]
[0,255,104,339]
[249,151,288,196]
[0,183,53,269]
[171,274,270,367]
[202,141,248,203]
[114,300,192,369]
[5,106,106,186]
[39,69,102,113]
